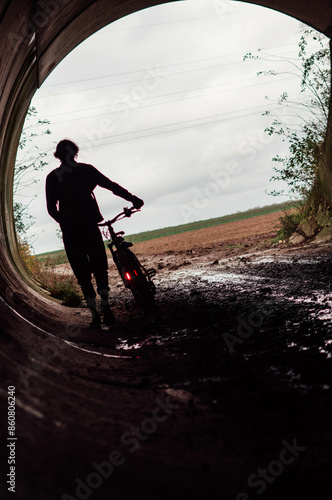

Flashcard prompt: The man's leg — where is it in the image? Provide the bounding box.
[87,224,115,325]
[62,226,101,327]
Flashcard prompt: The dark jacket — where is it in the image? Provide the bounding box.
[46,162,136,224]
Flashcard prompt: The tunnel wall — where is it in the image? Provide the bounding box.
[1,0,332,318]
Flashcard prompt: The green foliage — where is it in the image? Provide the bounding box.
[276,210,304,240]
[19,236,81,307]
[44,278,82,307]
[31,253,82,306]
[245,27,331,202]
[268,122,323,199]
[13,201,35,236]
[14,106,51,239]
[18,240,39,273]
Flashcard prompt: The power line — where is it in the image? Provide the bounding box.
[46,78,253,119]
[41,42,300,90]
[97,11,256,33]
[49,75,296,126]
[42,53,247,89]
[35,61,255,99]
[36,51,300,100]
[37,103,277,153]
[78,106,280,149]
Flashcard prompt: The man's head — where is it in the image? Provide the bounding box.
[54,140,79,164]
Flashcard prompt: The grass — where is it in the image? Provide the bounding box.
[19,241,82,306]
[33,257,82,306]
[127,201,295,244]
[36,248,68,264]
[36,201,295,262]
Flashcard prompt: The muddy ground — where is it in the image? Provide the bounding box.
[1,213,332,500]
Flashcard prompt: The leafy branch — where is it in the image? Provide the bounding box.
[244,26,330,201]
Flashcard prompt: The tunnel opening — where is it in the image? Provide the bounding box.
[1,2,332,500]
[10,0,329,321]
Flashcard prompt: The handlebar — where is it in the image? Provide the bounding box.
[123,206,134,218]
[98,207,140,227]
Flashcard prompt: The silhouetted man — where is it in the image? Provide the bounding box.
[46,139,144,328]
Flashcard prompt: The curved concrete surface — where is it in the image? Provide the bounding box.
[1,1,332,499]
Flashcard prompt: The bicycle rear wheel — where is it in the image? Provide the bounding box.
[122,250,159,319]
[132,281,159,319]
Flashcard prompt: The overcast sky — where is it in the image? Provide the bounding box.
[15,0,329,254]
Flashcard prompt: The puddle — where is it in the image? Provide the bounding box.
[275,291,332,320]
[252,257,321,265]
[287,339,332,359]
[115,329,192,352]
[287,342,310,351]
[116,339,142,351]
[167,269,262,285]
[318,339,332,359]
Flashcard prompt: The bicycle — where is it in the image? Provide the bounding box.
[98,207,159,320]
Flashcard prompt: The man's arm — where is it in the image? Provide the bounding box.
[93,168,144,208]
[45,174,61,222]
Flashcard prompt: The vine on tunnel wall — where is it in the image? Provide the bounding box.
[13,106,51,242]
[245,26,332,239]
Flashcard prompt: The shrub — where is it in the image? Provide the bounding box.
[276,210,304,240]
[18,240,82,306]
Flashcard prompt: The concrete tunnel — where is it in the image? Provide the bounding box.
[1,1,332,499]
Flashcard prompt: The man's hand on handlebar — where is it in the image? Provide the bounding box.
[131,195,144,209]
[123,206,135,217]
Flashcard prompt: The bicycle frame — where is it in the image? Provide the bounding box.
[98,208,157,316]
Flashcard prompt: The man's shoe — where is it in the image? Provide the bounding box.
[89,313,102,329]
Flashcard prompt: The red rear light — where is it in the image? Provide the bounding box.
[125,272,131,281]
